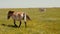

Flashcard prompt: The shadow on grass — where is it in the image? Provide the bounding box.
[1,24,19,28]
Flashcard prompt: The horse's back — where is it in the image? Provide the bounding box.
[12,12,25,21]
[13,12,24,15]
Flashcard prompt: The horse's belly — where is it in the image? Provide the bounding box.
[12,15,23,21]
[14,17,20,21]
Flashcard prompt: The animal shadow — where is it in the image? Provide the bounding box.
[1,24,18,28]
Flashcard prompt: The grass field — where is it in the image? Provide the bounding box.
[0,8,60,34]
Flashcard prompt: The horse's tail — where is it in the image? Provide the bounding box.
[26,14,31,20]
[23,13,31,21]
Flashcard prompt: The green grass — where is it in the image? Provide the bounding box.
[0,8,60,34]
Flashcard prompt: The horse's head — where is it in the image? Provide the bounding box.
[7,10,14,19]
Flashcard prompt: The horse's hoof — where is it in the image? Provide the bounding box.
[18,26,20,28]
[15,25,18,27]
[17,26,21,28]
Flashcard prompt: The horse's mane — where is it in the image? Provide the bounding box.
[8,10,14,14]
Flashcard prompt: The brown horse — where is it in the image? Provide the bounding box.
[40,8,46,12]
[7,10,31,27]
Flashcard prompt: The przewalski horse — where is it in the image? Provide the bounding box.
[7,10,31,27]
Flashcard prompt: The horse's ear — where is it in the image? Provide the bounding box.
[9,10,12,12]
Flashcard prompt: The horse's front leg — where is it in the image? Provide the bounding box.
[14,19,17,27]
[19,20,22,27]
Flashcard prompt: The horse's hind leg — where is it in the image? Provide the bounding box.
[24,21,27,27]
[14,19,17,27]
[19,21,22,27]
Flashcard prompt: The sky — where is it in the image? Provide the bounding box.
[0,0,60,8]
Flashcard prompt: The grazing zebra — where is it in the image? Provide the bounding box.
[7,10,31,27]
